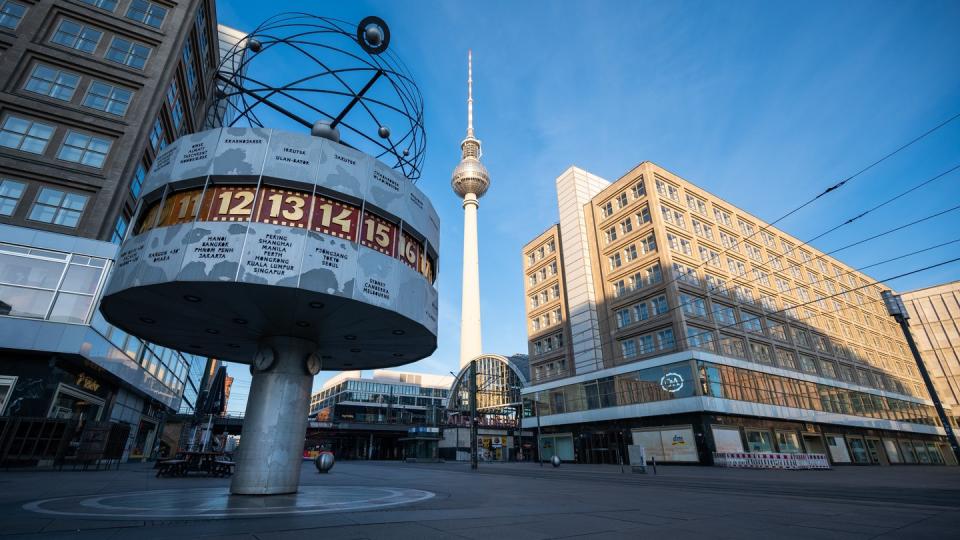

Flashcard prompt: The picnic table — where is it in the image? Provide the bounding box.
[156,451,234,477]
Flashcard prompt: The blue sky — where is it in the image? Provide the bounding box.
[216,0,960,413]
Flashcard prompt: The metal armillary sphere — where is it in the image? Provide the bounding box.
[215,13,426,181]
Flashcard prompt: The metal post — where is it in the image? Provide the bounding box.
[469,360,478,470]
[536,400,542,467]
[883,291,960,464]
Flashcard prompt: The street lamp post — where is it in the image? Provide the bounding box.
[882,291,960,463]
[469,360,479,470]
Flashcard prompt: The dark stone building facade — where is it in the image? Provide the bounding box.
[0,0,230,464]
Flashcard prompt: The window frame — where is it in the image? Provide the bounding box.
[0,0,28,30]
[27,186,89,228]
[50,19,103,54]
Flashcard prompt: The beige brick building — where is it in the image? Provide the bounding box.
[903,281,960,427]
[520,162,955,467]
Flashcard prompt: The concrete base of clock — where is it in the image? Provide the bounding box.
[231,336,316,495]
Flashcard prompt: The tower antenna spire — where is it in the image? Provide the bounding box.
[467,49,474,137]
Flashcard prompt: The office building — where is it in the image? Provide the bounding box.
[307,370,452,460]
[0,0,225,463]
[902,281,960,427]
[521,162,955,466]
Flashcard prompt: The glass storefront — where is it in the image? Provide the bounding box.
[48,384,104,421]
[698,361,941,427]
[524,358,940,430]
[0,243,107,322]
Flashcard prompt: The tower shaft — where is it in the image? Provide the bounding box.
[460,193,483,367]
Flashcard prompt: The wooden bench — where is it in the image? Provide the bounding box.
[156,459,187,477]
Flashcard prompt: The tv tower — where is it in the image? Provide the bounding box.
[450,51,490,368]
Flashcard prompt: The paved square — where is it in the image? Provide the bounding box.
[2,462,959,539]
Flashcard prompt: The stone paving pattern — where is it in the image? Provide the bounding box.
[2,461,959,539]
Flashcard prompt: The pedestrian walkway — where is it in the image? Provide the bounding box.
[1,461,958,539]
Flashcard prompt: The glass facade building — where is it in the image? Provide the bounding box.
[306,370,452,460]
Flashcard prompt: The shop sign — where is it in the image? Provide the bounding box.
[660,372,684,393]
[75,373,101,393]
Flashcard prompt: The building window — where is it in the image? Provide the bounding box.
[79,0,118,11]
[692,218,714,241]
[719,334,746,358]
[726,257,746,276]
[750,342,772,365]
[738,219,755,236]
[196,7,209,53]
[83,81,133,116]
[741,314,763,334]
[633,301,649,322]
[125,0,167,28]
[149,118,166,151]
[170,99,185,133]
[651,294,668,315]
[616,192,628,209]
[705,274,727,295]
[712,304,736,325]
[0,1,26,29]
[631,179,645,199]
[0,116,55,154]
[184,50,198,98]
[111,215,128,244]
[686,194,707,215]
[679,293,707,318]
[624,244,638,261]
[601,200,614,218]
[667,233,691,256]
[687,326,715,351]
[608,252,622,270]
[0,179,26,215]
[605,226,617,244]
[775,348,797,370]
[58,131,111,168]
[636,204,651,224]
[106,37,151,69]
[713,207,732,226]
[655,177,679,201]
[130,163,147,199]
[28,187,87,227]
[661,204,686,229]
[616,308,631,328]
[620,217,633,234]
[621,339,637,358]
[51,20,102,54]
[24,65,79,101]
[656,328,675,350]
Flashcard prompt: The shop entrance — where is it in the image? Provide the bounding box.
[865,437,888,465]
[583,431,622,465]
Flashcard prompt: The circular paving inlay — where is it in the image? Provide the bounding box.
[23,485,435,519]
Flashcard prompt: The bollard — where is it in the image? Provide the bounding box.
[651,456,657,475]
[551,455,561,468]
[315,452,335,473]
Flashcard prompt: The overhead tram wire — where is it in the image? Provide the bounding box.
[677,254,960,349]
[602,111,960,317]
[609,161,960,328]
[605,234,960,348]
[598,199,960,333]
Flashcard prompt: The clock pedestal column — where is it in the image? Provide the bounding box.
[231,336,317,495]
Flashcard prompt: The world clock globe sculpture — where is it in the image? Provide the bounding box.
[100,14,438,495]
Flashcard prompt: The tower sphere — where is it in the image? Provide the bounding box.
[451,157,490,198]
